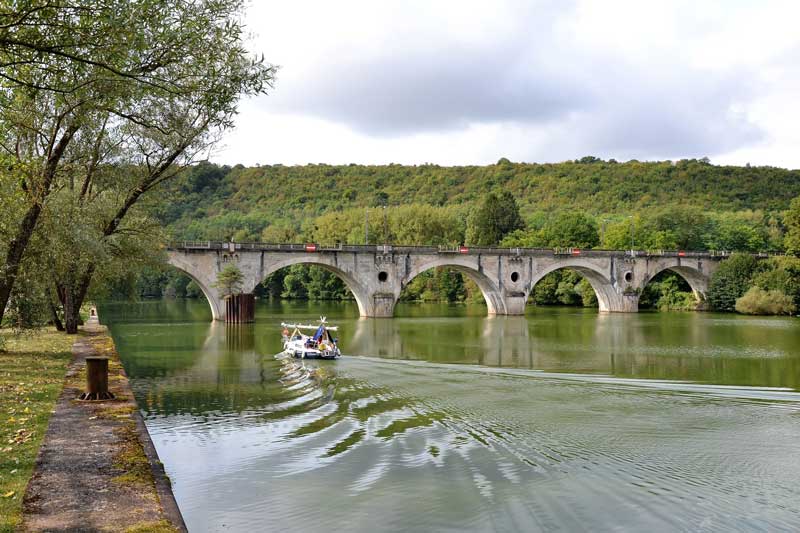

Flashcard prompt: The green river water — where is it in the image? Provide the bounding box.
[101,300,800,532]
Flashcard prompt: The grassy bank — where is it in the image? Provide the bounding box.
[0,328,72,532]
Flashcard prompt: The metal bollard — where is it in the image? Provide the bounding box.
[78,356,116,401]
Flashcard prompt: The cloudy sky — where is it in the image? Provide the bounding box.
[214,0,800,169]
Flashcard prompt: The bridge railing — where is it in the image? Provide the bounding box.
[166,241,787,259]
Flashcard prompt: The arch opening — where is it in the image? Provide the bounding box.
[256,262,370,317]
[160,265,222,321]
[639,266,707,311]
[528,265,615,312]
[401,263,505,315]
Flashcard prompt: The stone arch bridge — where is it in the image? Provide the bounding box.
[166,242,736,321]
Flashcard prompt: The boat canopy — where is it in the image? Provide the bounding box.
[281,322,339,331]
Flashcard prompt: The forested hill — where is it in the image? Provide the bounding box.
[153,158,800,242]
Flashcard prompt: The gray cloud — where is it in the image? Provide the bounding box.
[257,0,766,161]
[275,42,592,135]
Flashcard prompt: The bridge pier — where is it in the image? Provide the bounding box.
[370,293,397,318]
[225,293,255,323]
[502,293,528,315]
[607,293,640,313]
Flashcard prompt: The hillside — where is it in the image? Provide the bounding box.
[154,158,800,243]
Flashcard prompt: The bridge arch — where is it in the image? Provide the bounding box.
[164,262,223,321]
[402,258,506,315]
[639,262,711,302]
[261,257,372,317]
[528,262,617,312]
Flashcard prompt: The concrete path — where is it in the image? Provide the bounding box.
[21,317,186,532]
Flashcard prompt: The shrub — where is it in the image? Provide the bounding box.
[708,253,761,311]
[752,256,800,309]
[735,287,796,315]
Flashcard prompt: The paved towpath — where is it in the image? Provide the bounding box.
[21,316,185,532]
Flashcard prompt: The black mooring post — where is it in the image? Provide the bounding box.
[78,356,116,401]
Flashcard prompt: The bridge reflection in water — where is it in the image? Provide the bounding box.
[126,305,800,423]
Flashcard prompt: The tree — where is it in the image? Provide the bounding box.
[708,253,760,311]
[465,192,524,246]
[785,196,800,255]
[539,212,600,248]
[752,256,800,310]
[212,265,244,297]
[0,0,275,328]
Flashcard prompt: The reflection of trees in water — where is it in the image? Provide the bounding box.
[268,355,532,499]
[345,311,800,389]
[273,356,445,458]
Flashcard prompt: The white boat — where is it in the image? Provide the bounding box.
[281,318,341,359]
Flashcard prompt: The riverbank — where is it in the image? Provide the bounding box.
[12,319,185,532]
[0,329,72,532]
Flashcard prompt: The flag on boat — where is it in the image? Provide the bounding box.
[313,324,325,341]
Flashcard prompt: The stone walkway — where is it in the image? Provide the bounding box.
[21,317,185,532]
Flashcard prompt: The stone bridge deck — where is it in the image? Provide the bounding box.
[165,241,748,320]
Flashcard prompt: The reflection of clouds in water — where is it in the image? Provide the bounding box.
[270,355,574,498]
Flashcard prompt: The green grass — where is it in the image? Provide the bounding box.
[0,328,72,532]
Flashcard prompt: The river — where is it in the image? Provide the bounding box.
[101,300,800,532]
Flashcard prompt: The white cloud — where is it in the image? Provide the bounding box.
[213,0,800,168]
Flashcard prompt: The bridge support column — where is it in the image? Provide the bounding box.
[606,292,639,313]
[370,292,397,318]
[502,293,528,315]
[225,293,255,323]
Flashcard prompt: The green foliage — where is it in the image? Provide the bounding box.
[501,212,599,249]
[541,212,600,248]
[705,212,769,252]
[212,264,244,296]
[271,265,351,301]
[530,270,598,307]
[399,268,468,302]
[708,253,761,311]
[307,204,465,246]
[577,279,598,307]
[639,272,697,310]
[785,196,800,255]
[185,281,203,299]
[0,0,275,327]
[158,161,800,251]
[751,257,800,310]
[465,192,524,246]
[735,287,796,315]
[4,284,50,330]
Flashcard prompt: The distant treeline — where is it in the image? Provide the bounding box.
[153,158,799,244]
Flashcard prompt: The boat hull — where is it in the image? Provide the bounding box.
[283,340,340,359]
[286,349,340,360]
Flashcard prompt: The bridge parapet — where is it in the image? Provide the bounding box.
[167,241,762,259]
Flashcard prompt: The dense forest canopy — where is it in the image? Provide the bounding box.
[154,158,798,249]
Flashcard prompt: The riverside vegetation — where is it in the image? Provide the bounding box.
[116,160,800,316]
